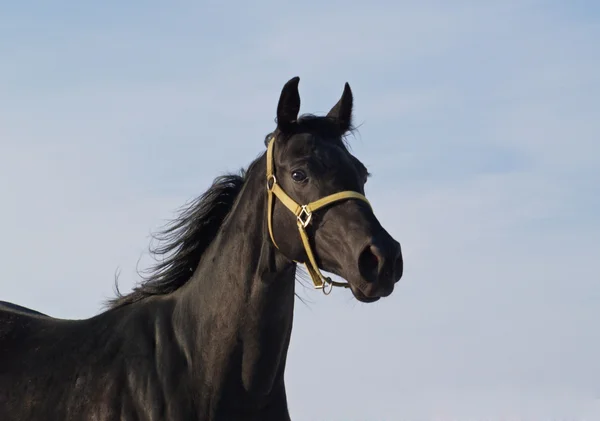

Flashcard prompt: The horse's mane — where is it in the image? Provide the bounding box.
[106,170,248,309]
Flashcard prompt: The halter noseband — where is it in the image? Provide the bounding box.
[266,136,372,294]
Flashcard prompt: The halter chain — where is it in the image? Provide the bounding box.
[265,136,372,293]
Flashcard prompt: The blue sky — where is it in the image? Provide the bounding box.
[1,1,599,419]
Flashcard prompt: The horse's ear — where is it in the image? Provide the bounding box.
[276,76,301,132]
[326,82,353,133]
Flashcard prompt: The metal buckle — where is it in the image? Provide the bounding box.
[297,205,312,227]
[266,174,277,191]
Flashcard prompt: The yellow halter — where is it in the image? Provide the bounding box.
[265,136,372,294]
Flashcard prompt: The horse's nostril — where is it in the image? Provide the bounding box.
[358,244,380,283]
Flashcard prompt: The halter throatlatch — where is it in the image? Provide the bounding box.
[266,136,372,294]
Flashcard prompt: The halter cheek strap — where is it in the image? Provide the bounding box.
[265,136,372,293]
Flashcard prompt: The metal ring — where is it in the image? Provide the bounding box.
[266,174,277,191]
[322,278,333,295]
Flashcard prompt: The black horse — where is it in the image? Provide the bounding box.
[0,77,403,421]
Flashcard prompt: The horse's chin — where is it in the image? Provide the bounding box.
[349,284,381,303]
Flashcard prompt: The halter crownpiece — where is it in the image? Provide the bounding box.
[265,135,372,294]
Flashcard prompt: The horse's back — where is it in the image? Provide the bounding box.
[0,300,51,341]
[0,300,49,317]
[0,300,54,352]
[0,299,176,421]
[0,301,115,420]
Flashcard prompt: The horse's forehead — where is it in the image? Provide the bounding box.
[286,132,313,150]
[285,132,342,156]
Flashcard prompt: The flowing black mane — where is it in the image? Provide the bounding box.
[107,170,249,309]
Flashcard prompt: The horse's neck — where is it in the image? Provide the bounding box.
[174,158,296,403]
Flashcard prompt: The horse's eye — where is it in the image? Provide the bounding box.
[291,170,307,183]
